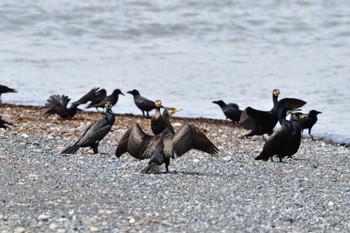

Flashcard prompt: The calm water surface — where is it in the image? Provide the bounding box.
[0,0,349,144]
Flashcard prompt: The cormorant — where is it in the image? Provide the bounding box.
[42,87,101,119]
[255,108,303,162]
[0,116,12,129]
[87,89,123,110]
[150,100,179,135]
[61,101,115,154]
[127,89,156,117]
[240,89,306,139]
[0,84,17,102]
[299,110,322,140]
[212,100,242,124]
[115,108,219,173]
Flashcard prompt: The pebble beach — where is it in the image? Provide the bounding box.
[0,104,349,232]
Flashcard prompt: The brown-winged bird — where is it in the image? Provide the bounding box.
[115,108,219,174]
[61,102,115,154]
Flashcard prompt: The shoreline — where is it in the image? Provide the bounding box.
[1,103,350,232]
[0,103,347,148]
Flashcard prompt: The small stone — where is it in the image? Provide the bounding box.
[49,223,58,230]
[192,159,200,163]
[129,218,135,224]
[14,227,26,233]
[38,214,49,221]
[28,173,38,181]
[90,226,99,232]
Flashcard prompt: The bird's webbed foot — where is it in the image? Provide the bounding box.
[141,163,160,174]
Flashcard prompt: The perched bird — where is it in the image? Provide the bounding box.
[61,102,115,154]
[127,89,156,117]
[42,87,100,119]
[240,89,306,139]
[0,116,12,129]
[255,108,303,162]
[87,89,123,110]
[150,100,178,135]
[0,84,17,102]
[212,100,242,124]
[115,108,219,173]
[299,110,322,140]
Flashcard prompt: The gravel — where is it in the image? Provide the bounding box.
[0,105,349,232]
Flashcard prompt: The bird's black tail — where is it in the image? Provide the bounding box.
[61,145,80,154]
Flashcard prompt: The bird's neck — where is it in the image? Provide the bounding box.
[105,109,115,124]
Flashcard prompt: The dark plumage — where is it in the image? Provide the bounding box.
[86,88,107,110]
[87,89,123,110]
[61,102,115,154]
[115,108,219,173]
[0,116,12,129]
[299,110,322,140]
[0,84,17,102]
[255,109,303,162]
[151,100,177,135]
[127,89,156,117]
[240,89,306,139]
[42,88,101,119]
[212,100,242,124]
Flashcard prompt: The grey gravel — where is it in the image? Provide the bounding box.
[0,126,349,232]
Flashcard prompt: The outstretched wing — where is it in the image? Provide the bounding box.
[115,124,153,159]
[278,98,306,110]
[86,88,107,108]
[172,124,219,157]
[72,87,101,107]
[240,107,270,130]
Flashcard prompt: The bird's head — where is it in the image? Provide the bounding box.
[104,101,113,110]
[212,100,224,105]
[163,107,182,117]
[113,89,124,96]
[127,89,139,96]
[155,100,163,108]
[310,110,322,115]
[273,89,280,96]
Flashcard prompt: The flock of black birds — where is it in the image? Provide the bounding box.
[0,84,323,173]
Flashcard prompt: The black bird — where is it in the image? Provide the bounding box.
[299,110,322,140]
[240,89,306,139]
[127,89,156,117]
[87,89,123,110]
[255,108,303,162]
[150,100,179,135]
[42,88,101,119]
[61,102,115,154]
[212,100,242,124]
[115,108,219,173]
[0,84,17,102]
[86,88,107,110]
[0,116,12,129]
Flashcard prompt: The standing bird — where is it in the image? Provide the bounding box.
[127,89,156,117]
[42,87,101,119]
[255,108,303,162]
[115,108,219,174]
[0,84,17,102]
[0,116,12,129]
[87,89,123,110]
[150,100,178,135]
[61,102,115,154]
[240,89,306,139]
[212,100,242,124]
[299,110,322,140]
